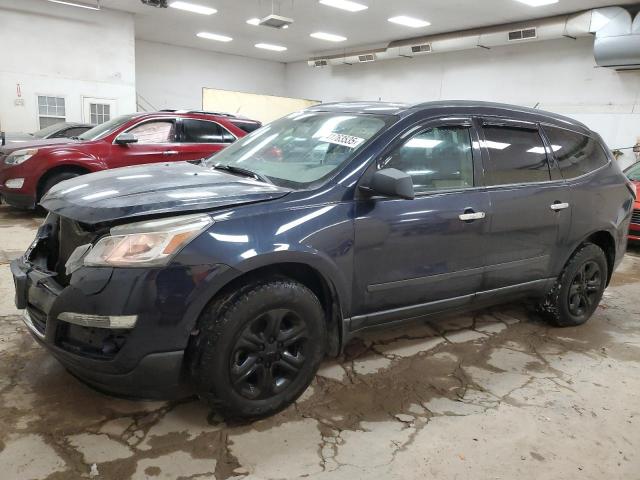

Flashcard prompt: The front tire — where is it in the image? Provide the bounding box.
[539,243,608,327]
[39,171,82,202]
[188,278,326,420]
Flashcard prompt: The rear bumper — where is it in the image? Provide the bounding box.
[11,256,231,399]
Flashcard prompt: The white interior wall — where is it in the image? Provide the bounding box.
[284,37,640,169]
[135,40,287,112]
[0,0,136,133]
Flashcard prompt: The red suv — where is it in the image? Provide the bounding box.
[0,110,261,209]
[624,162,640,241]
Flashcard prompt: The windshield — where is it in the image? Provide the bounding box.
[78,114,140,141]
[32,123,67,138]
[626,162,640,182]
[203,111,392,189]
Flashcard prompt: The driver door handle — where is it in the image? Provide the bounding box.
[459,209,486,222]
[163,150,179,155]
[550,202,570,211]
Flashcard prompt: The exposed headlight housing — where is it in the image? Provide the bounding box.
[84,213,213,267]
[5,148,38,165]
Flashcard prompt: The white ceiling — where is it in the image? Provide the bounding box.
[97,0,638,62]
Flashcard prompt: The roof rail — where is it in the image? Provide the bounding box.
[158,109,241,118]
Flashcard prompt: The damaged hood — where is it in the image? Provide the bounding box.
[40,162,291,224]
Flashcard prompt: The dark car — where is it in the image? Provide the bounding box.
[11,101,635,419]
[0,110,261,209]
[623,162,640,241]
[1,122,92,146]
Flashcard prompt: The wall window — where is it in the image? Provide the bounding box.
[38,96,65,129]
[482,126,551,185]
[182,119,235,143]
[90,103,111,125]
[542,126,609,179]
[128,120,175,144]
[382,126,474,193]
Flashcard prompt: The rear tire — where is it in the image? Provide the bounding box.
[188,278,326,420]
[39,171,82,202]
[538,243,608,327]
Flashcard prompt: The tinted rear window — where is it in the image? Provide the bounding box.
[543,126,609,179]
[482,126,551,185]
[231,120,262,134]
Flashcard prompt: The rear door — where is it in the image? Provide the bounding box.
[109,118,179,168]
[176,118,236,162]
[352,118,490,329]
[477,118,570,297]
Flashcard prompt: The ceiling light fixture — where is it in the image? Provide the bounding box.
[319,0,368,12]
[388,16,430,28]
[255,43,287,51]
[310,32,347,42]
[513,0,559,6]
[47,0,101,10]
[197,32,232,42]
[246,17,261,25]
[169,1,217,15]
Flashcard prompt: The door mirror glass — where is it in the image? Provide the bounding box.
[366,168,415,200]
[115,132,138,145]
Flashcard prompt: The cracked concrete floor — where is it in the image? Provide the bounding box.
[1,204,640,480]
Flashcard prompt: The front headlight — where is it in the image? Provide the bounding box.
[5,148,38,165]
[83,214,213,267]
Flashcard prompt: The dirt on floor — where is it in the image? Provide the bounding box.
[0,205,639,480]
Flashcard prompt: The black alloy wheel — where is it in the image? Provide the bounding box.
[230,308,309,400]
[567,260,602,318]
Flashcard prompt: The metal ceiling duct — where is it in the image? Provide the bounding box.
[593,7,640,70]
[307,7,639,70]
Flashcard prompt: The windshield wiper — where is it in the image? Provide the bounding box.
[212,164,272,184]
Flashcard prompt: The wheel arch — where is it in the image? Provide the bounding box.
[562,229,616,286]
[36,164,93,201]
[194,261,346,357]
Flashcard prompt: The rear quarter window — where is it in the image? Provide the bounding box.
[231,120,262,134]
[542,126,609,179]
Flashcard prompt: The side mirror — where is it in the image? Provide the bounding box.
[363,168,415,200]
[115,132,138,145]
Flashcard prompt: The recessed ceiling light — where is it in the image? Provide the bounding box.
[319,0,368,12]
[246,17,261,25]
[255,43,288,51]
[310,32,347,42]
[47,0,100,10]
[169,1,217,15]
[513,0,559,6]
[197,32,232,42]
[388,16,431,28]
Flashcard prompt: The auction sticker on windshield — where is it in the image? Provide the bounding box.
[320,133,366,149]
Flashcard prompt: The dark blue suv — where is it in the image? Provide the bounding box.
[11,101,636,419]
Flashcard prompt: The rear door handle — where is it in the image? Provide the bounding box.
[550,202,570,211]
[459,210,486,222]
[163,150,179,155]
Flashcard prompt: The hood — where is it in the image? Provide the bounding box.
[0,137,79,154]
[40,162,291,225]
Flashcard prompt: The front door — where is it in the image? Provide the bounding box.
[477,119,570,294]
[109,118,179,168]
[352,120,490,330]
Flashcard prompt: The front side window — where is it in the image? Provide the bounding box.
[482,126,551,185]
[78,114,140,141]
[381,126,474,193]
[203,112,391,189]
[128,120,176,144]
[543,126,609,179]
[182,119,234,144]
[38,95,65,129]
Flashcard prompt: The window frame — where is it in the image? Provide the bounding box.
[36,94,66,130]
[115,117,179,145]
[476,116,562,189]
[358,117,484,199]
[539,122,611,182]
[176,117,237,144]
